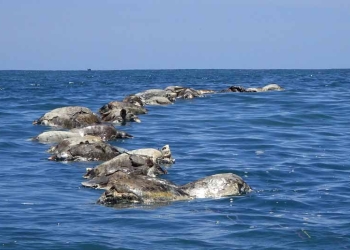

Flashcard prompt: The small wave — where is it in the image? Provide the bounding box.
[1,69,350,250]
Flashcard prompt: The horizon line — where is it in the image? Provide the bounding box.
[0,68,349,71]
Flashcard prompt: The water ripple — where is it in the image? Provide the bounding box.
[1,70,350,249]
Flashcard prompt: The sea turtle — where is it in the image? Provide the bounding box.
[48,141,122,162]
[83,153,165,180]
[101,108,141,124]
[95,172,251,206]
[33,106,100,129]
[99,101,147,115]
[128,145,175,165]
[48,135,102,154]
[33,131,82,144]
[70,124,133,141]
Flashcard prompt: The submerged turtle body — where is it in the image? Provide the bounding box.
[99,101,147,115]
[122,95,144,107]
[83,153,165,179]
[197,89,216,95]
[95,172,251,206]
[48,135,102,154]
[177,88,202,99]
[135,89,168,99]
[144,96,174,105]
[97,172,190,205]
[101,108,141,124]
[223,83,284,93]
[49,141,121,162]
[164,86,186,96]
[133,89,176,105]
[222,86,247,92]
[261,83,284,92]
[33,131,81,144]
[164,86,215,99]
[180,173,252,198]
[33,106,100,129]
[70,124,133,141]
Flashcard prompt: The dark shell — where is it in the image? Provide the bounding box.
[83,153,165,180]
[221,86,247,92]
[99,101,147,115]
[49,141,121,162]
[123,95,145,107]
[97,172,189,205]
[101,108,141,124]
[71,124,133,141]
[48,135,102,154]
[177,88,201,99]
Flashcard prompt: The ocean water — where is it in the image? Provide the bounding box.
[1,69,350,250]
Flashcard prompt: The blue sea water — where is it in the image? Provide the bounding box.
[0,69,350,250]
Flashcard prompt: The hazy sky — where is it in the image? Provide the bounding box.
[1,0,349,70]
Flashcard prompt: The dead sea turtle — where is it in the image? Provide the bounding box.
[128,145,175,165]
[70,124,133,141]
[33,106,100,129]
[48,135,102,154]
[99,101,147,115]
[96,172,189,205]
[48,141,122,162]
[95,172,251,206]
[101,108,141,124]
[33,131,82,144]
[83,153,165,179]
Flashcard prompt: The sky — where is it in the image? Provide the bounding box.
[0,0,349,70]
